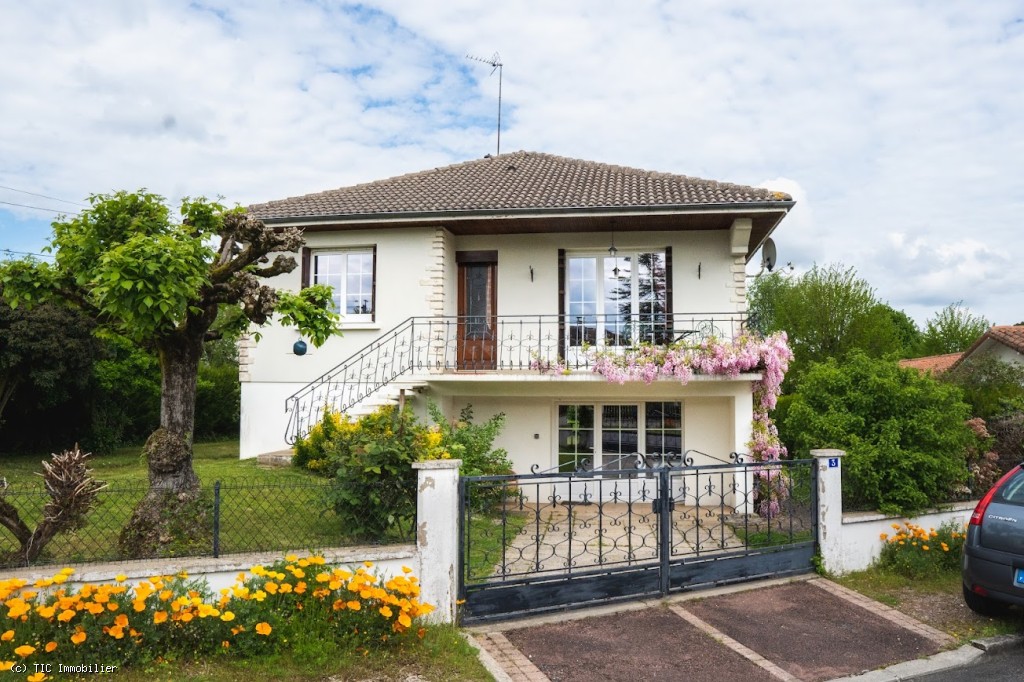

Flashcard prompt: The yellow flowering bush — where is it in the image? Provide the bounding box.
[0,556,433,679]
[876,521,966,578]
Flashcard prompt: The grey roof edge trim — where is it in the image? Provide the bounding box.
[256,200,796,226]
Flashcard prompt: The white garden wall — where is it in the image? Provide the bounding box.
[837,503,976,573]
[812,449,978,575]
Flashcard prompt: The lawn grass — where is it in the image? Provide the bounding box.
[2,440,313,485]
[1,440,400,567]
[57,625,493,681]
[465,511,529,581]
[834,566,1024,644]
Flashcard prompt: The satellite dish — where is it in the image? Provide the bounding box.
[761,238,777,272]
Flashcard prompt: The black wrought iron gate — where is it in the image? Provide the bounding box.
[458,456,817,624]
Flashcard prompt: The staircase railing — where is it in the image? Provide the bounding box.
[284,312,747,444]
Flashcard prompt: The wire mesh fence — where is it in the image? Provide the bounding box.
[0,477,415,570]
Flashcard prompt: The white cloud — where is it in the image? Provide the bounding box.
[0,0,1022,324]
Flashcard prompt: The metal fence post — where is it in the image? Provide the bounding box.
[213,480,221,558]
[658,467,672,596]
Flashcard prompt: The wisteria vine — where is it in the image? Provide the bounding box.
[538,332,794,517]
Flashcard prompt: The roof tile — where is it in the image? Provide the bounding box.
[899,353,963,375]
[250,151,792,221]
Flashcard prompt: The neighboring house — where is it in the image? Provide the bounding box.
[950,325,1024,370]
[900,326,1024,376]
[240,151,794,475]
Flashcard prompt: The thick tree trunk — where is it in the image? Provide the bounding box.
[147,334,203,494]
[119,331,209,558]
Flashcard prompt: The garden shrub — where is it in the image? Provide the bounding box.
[0,556,433,673]
[988,411,1024,473]
[194,362,240,439]
[324,406,423,541]
[876,521,965,578]
[782,352,973,515]
[426,402,513,477]
[292,408,347,473]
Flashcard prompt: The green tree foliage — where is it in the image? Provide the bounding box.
[0,287,98,433]
[89,335,161,451]
[748,265,918,386]
[942,354,1024,420]
[0,191,341,556]
[918,302,990,355]
[782,353,973,515]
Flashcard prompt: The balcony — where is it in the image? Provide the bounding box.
[284,312,748,443]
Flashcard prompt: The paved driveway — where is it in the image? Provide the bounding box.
[468,577,956,682]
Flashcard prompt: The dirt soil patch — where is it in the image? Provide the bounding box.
[504,606,777,682]
[685,581,941,681]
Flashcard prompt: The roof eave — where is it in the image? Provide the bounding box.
[255,200,795,227]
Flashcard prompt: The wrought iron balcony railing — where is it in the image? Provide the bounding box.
[284,312,747,444]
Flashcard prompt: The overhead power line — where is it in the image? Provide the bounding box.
[1,249,54,261]
[0,199,75,214]
[0,184,86,207]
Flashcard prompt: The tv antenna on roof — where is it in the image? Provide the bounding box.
[466,52,503,156]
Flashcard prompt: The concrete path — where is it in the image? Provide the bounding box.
[486,502,747,581]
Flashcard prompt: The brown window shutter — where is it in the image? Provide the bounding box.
[664,246,673,329]
[300,248,311,289]
[558,249,566,360]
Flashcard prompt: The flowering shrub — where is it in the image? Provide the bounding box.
[0,556,433,679]
[563,333,794,518]
[964,417,1001,495]
[876,521,965,578]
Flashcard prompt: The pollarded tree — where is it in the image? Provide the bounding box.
[0,191,339,555]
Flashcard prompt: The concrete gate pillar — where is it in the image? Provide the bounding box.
[413,459,462,623]
[811,449,846,575]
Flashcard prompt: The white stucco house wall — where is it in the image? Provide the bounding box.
[953,325,1024,369]
[239,151,794,475]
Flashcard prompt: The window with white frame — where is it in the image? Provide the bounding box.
[566,251,667,347]
[557,401,682,472]
[311,249,375,321]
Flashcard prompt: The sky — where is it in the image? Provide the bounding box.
[1,0,1021,327]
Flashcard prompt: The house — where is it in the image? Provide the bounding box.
[950,325,1024,370]
[900,326,1024,376]
[240,151,794,476]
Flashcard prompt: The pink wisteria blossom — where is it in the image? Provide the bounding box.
[534,333,794,518]
[587,333,795,518]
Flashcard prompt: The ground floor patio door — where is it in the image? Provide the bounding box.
[457,252,497,370]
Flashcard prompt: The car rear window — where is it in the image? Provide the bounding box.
[995,469,1024,505]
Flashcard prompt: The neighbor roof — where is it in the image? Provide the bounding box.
[250,151,793,222]
[951,325,1024,370]
[898,353,963,375]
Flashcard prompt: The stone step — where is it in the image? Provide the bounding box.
[256,450,293,467]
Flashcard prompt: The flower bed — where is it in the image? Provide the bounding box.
[0,556,433,680]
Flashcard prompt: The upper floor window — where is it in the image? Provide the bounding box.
[566,251,668,346]
[310,248,375,321]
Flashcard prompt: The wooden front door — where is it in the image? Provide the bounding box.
[457,256,497,370]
